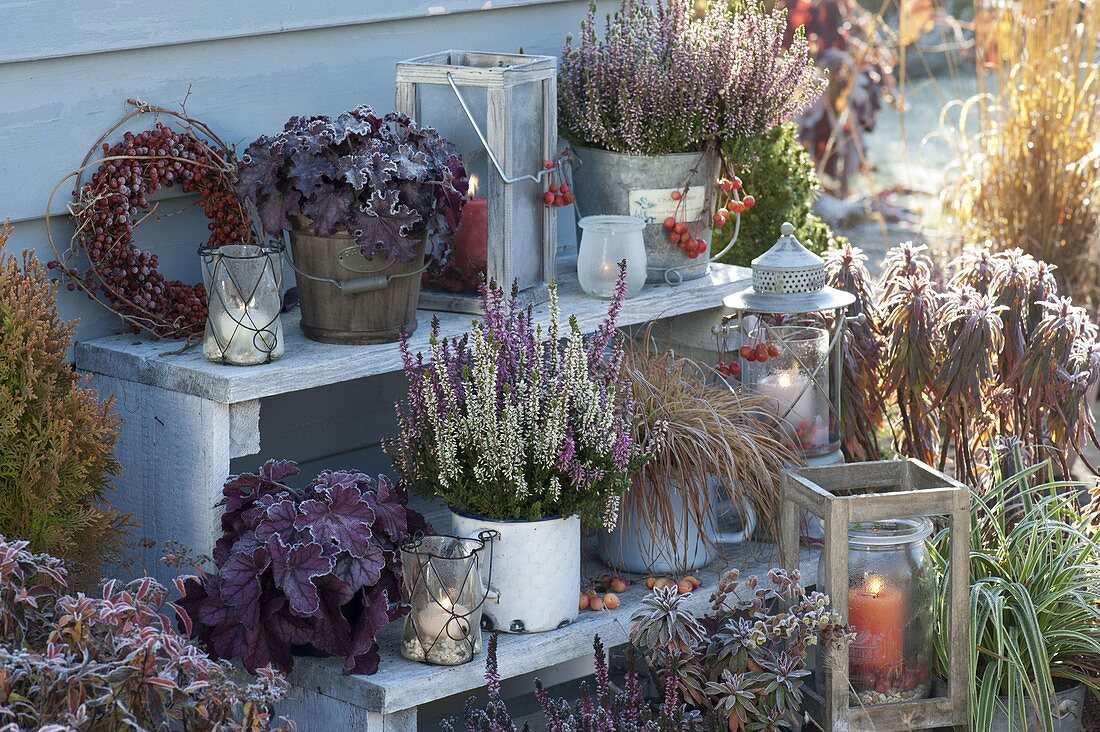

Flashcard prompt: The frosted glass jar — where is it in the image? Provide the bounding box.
[577,215,646,298]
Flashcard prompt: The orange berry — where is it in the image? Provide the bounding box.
[677,579,694,594]
[603,593,621,610]
[589,595,604,611]
[543,159,554,169]
[670,190,683,201]
[743,194,756,208]
[579,592,591,611]
[645,577,657,589]
[684,575,701,589]
[610,577,628,593]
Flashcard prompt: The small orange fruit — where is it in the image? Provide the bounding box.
[603,593,621,610]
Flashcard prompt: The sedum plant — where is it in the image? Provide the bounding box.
[0,219,127,583]
[235,106,468,263]
[388,270,653,524]
[178,459,429,675]
[558,1,824,155]
[444,633,688,731]
[630,568,850,731]
[0,535,291,730]
[929,456,1100,731]
[825,242,1100,483]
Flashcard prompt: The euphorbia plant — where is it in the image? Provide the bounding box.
[630,568,851,731]
[178,459,429,675]
[387,268,653,524]
[235,105,467,263]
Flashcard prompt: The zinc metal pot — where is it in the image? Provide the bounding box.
[288,220,424,344]
[570,145,720,284]
[990,684,1087,732]
[450,509,579,634]
[597,476,755,574]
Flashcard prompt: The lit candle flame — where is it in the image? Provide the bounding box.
[468,174,479,198]
[866,575,886,598]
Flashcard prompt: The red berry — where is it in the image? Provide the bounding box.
[543,159,554,169]
[679,232,691,244]
[674,222,687,235]
[694,238,707,254]
[743,194,756,208]
[559,184,570,194]
[725,200,739,213]
[687,248,699,259]
[713,213,727,225]
[562,192,575,204]
[731,176,743,190]
[767,343,780,357]
[739,344,755,361]
[719,179,733,193]
[755,343,769,362]
[542,191,555,204]
[550,184,561,193]
[729,362,741,377]
[663,216,677,230]
[670,190,683,201]
[667,231,680,244]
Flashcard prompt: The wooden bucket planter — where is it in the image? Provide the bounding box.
[288,223,424,345]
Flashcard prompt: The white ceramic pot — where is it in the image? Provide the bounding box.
[450,510,580,634]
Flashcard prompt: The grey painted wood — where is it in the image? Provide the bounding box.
[76,263,751,404]
[285,538,821,715]
[0,2,575,65]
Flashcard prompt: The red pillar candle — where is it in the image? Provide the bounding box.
[451,174,488,290]
[847,574,905,685]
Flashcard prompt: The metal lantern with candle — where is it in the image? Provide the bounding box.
[400,532,495,667]
[722,222,854,466]
[200,242,285,366]
[778,459,970,732]
[396,51,557,314]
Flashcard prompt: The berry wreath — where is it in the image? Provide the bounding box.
[46,99,257,341]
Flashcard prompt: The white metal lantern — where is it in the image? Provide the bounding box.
[723,222,855,466]
[395,51,558,314]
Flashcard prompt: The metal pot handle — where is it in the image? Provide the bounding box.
[467,529,501,604]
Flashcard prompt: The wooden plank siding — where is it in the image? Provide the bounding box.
[0,0,601,342]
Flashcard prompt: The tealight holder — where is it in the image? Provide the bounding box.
[200,242,284,366]
[577,215,646,298]
[400,532,495,666]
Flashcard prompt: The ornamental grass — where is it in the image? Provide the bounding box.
[620,327,795,556]
[940,0,1100,306]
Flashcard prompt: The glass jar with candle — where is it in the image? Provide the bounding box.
[743,324,832,455]
[400,533,493,666]
[200,243,285,366]
[577,215,647,299]
[818,518,936,707]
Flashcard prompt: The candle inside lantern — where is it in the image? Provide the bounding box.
[577,215,647,298]
[848,573,905,682]
[416,594,471,642]
[755,370,826,448]
[206,294,283,366]
[451,174,488,290]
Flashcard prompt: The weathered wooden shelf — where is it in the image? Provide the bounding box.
[280,537,821,730]
[75,263,750,404]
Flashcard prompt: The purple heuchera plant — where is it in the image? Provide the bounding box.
[235,106,467,263]
[558,1,825,155]
[178,459,430,675]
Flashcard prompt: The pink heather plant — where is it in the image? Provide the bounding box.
[388,266,653,524]
[559,0,825,155]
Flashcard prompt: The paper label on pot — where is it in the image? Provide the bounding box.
[629,188,707,224]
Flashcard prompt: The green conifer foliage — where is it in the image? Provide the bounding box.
[0,221,127,579]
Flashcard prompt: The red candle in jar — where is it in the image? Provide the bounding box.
[847,574,905,683]
[451,174,488,284]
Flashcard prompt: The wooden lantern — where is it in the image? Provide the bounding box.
[395,50,557,314]
[778,459,970,732]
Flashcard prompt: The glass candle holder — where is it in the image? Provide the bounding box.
[577,215,647,299]
[401,534,491,666]
[818,518,936,707]
[200,243,284,366]
[742,324,832,455]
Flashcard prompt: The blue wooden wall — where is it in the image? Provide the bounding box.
[0,0,602,342]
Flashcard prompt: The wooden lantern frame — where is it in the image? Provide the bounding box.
[395,50,557,314]
[778,459,970,731]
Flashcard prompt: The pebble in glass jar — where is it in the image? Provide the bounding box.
[819,518,936,707]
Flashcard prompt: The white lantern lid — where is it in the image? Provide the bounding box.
[724,222,855,314]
